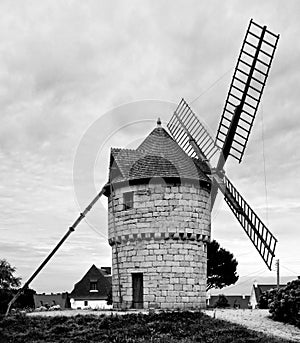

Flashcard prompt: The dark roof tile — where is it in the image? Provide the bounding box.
[109,126,211,184]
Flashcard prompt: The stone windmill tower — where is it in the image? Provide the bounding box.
[105,119,212,309]
[104,19,280,310]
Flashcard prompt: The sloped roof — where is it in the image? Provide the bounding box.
[253,284,286,301]
[70,265,111,300]
[108,123,211,185]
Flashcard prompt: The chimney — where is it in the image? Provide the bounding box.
[101,267,112,275]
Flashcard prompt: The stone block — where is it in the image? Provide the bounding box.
[172,266,185,273]
[132,256,145,262]
[174,255,184,261]
[160,302,171,309]
[147,255,156,261]
[157,266,172,273]
[183,284,193,291]
[156,296,166,303]
[187,278,194,285]
[144,294,155,302]
[174,284,183,291]
[166,296,176,303]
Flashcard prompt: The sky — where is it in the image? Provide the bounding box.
[1,0,300,294]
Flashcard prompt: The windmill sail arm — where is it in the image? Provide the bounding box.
[215,19,280,163]
[223,175,277,270]
[167,99,219,161]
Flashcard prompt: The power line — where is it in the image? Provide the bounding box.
[190,68,232,105]
[216,268,266,291]
[260,103,269,226]
[281,265,299,276]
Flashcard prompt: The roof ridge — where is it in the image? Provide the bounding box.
[111,147,138,153]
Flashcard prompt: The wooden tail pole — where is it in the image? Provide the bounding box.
[5,184,108,316]
[109,181,122,307]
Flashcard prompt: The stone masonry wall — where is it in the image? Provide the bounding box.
[108,180,211,309]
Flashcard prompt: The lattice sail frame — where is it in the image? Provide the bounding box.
[167,20,279,271]
[167,98,219,160]
[224,175,277,270]
[215,19,280,162]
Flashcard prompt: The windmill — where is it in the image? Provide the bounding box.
[6,19,280,314]
[167,19,279,270]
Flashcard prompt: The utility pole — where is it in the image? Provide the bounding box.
[276,259,280,288]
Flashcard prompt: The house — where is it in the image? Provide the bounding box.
[33,292,70,309]
[69,265,112,309]
[249,282,286,309]
[207,294,250,309]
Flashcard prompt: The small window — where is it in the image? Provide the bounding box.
[84,300,88,306]
[90,281,98,291]
[123,191,134,210]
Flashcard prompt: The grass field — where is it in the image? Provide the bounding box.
[0,311,295,343]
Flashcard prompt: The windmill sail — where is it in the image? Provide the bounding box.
[168,98,219,161]
[215,19,280,163]
[224,175,277,270]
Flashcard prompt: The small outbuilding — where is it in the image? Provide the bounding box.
[207,294,250,309]
[33,292,70,309]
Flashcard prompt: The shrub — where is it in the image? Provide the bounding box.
[258,288,278,309]
[215,294,230,308]
[267,278,300,328]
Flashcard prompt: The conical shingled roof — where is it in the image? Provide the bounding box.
[109,123,210,184]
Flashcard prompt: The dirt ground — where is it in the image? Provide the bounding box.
[28,308,300,342]
[204,309,300,342]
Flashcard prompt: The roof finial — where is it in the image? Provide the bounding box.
[157,117,162,127]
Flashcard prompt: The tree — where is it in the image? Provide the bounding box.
[206,240,239,291]
[0,259,21,314]
[0,259,21,290]
[15,288,36,309]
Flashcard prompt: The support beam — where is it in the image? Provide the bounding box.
[5,184,108,316]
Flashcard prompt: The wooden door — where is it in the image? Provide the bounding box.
[132,273,143,309]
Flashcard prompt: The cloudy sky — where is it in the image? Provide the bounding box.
[1,0,299,293]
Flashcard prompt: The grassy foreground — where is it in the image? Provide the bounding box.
[0,311,294,343]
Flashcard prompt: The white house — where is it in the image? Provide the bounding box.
[69,265,112,310]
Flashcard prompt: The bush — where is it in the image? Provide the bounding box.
[258,288,278,309]
[265,278,300,328]
[215,294,230,308]
[0,289,13,314]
